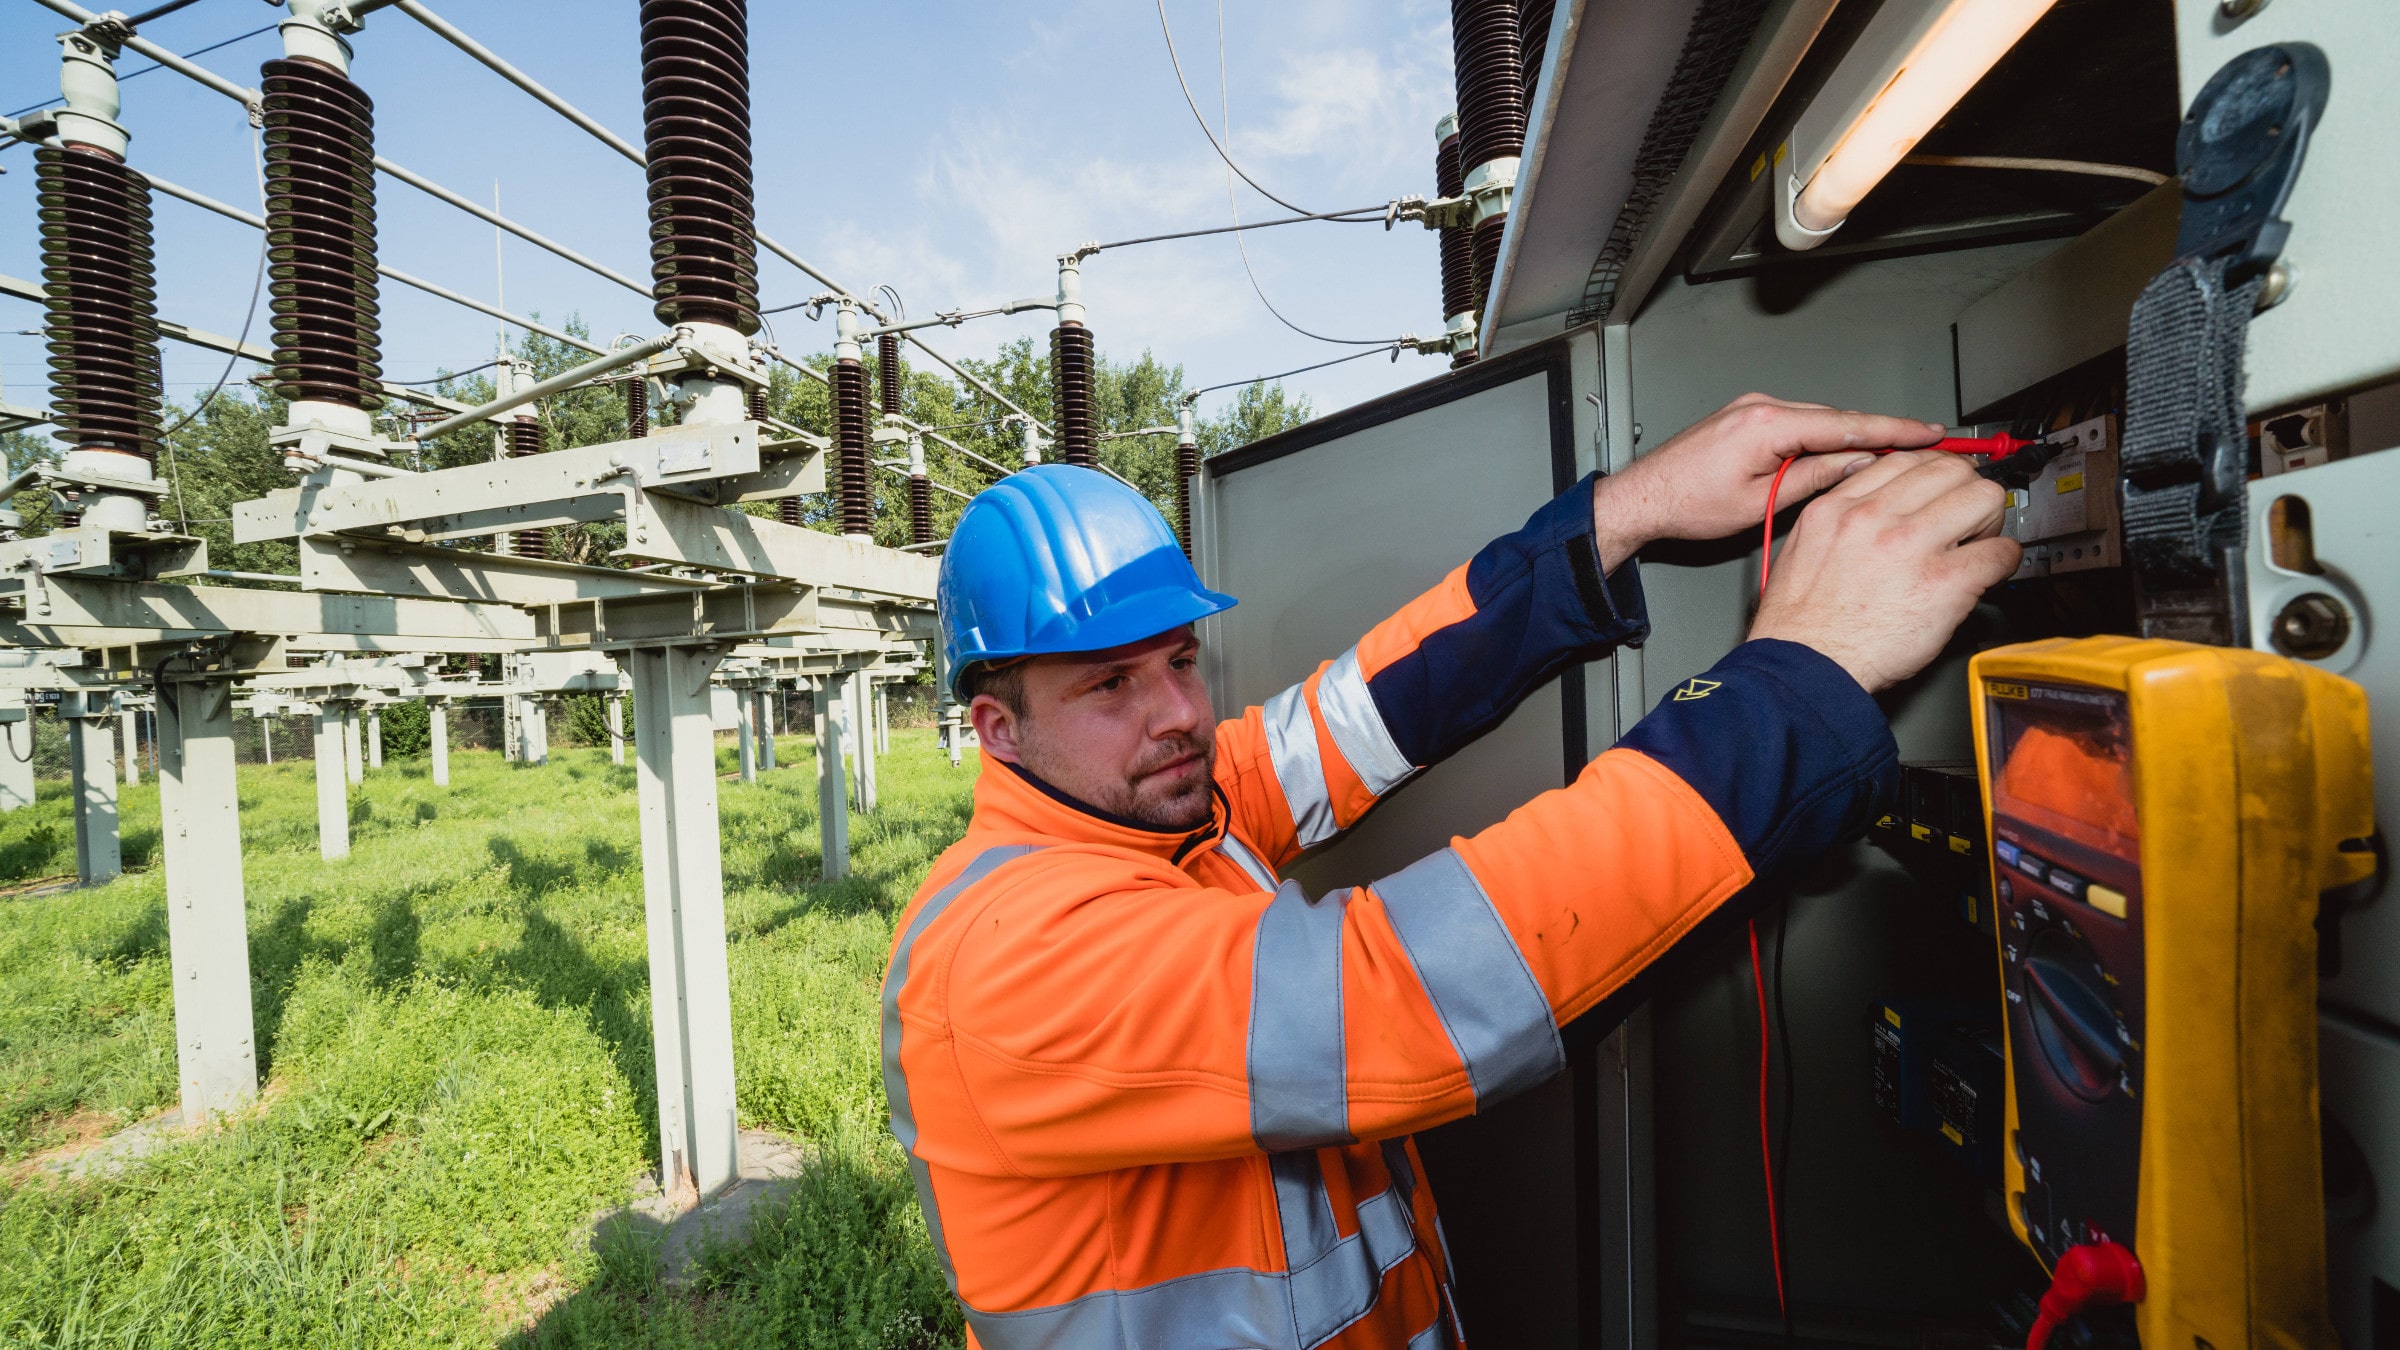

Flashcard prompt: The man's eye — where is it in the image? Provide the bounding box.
[1094,676,1125,694]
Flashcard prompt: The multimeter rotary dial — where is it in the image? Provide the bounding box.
[2020,930,2124,1103]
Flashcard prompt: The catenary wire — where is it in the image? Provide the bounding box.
[156,121,268,528]
[1155,0,1314,215]
[385,359,506,386]
[1212,2,1400,347]
[1089,206,1387,253]
[1185,343,1395,403]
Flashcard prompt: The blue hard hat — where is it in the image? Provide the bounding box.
[938,464,1236,699]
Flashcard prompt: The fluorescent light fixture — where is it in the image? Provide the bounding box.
[1774,0,2059,251]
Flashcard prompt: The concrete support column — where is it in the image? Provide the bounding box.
[607,693,624,766]
[736,688,757,783]
[815,675,850,879]
[314,706,349,860]
[759,690,776,771]
[120,705,140,785]
[430,702,450,787]
[624,645,739,1203]
[259,715,274,766]
[0,716,35,810]
[525,697,548,766]
[875,680,890,756]
[367,711,383,769]
[502,690,519,761]
[849,672,878,814]
[69,709,121,884]
[342,706,363,786]
[156,677,257,1121]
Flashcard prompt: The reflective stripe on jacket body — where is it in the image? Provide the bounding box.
[882,477,1901,1349]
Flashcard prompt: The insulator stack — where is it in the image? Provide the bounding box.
[35,146,164,462]
[779,495,801,526]
[746,385,767,422]
[1451,0,1526,175]
[878,332,903,416]
[639,0,760,334]
[1050,323,1096,467]
[1520,0,1555,104]
[833,358,872,535]
[1175,439,1200,558]
[510,416,546,557]
[624,375,648,437]
[1451,0,1525,313]
[909,473,932,547]
[1435,125,1477,370]
[259,58,384,409]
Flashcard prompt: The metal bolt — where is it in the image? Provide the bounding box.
[2218,0,2269,17]
[2270,592,2351,660]
[2256,261,2295,311]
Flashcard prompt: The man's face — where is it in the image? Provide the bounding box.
[971,628,1218,831]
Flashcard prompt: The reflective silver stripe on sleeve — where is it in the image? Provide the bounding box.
[880,844,1042,1296]
[1248,880,1355,1152]
[1371,848,1565,1106]
[1219,831,1279,892]
[1263,679,1338,848]
[1316,646,1416,795]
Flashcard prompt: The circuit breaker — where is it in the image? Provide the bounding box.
[1974,636,2375,1350]
[2000,416,2121,581]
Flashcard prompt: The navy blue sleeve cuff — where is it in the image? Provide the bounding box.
[1616,639,1899,877]
[1370,473,1653,767]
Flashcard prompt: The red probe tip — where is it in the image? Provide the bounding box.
[1932,433,2042,459]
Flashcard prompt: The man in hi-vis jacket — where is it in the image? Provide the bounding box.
[884,393,2022,1348]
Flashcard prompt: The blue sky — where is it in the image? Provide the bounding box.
[1,0,1461,433]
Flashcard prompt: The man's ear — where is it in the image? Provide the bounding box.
[969,694,1021,764]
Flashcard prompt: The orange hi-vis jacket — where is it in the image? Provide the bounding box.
[883,476,1900,1349]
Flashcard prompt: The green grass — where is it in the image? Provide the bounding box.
[0,731,978,1347]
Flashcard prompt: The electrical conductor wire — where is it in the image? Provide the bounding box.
[1210,2,1400,347]
[1156,0,1314,215]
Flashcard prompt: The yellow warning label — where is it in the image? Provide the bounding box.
[1941,1123,1965,1145]
[1750,151,1768,181]
[2055,472,2085,494]
[1987,681,2030,700]
[1884,1007,1904,1029]
[1911,823,1934,842]
[1948,836,1973,855]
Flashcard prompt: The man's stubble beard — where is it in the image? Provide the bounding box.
[1021,726,1219,832]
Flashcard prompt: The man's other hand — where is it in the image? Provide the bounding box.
[1748,451,2022,693]
[1590,393,1944,569]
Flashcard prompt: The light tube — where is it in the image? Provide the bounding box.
[1776,0,2058,251]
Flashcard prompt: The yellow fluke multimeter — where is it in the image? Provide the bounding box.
[1971,636,2374,1350]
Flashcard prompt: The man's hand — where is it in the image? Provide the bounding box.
[1748,451,2023,693]
[1590,393,1946,570]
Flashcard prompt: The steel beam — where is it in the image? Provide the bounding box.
[1,579,536,650]
[531,582,820,650]
[315,707,349,860]
[624,644,740,1201]
[233,425,764,544]
[298,538,713,607]
[626,496,939,599]
[156,676,259,1121]
[68,708,120,884]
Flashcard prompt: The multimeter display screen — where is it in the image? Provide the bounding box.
[1988,685,2138,863]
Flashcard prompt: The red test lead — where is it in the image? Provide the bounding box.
[1933,432,2044,459]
